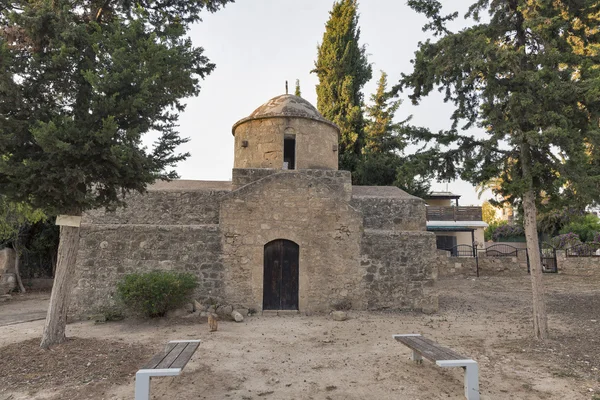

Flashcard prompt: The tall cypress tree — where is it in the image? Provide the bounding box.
[401,0,600,339]
[313,0,372,172]
[0,0,233,348]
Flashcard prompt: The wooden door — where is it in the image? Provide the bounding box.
[263,240,299,310]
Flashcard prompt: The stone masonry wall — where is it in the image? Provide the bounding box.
[220,172,364,312]
[70,224,223,317]
[232,168,352,199]
[437,251,529,277]
[83,189,229,226]
[233,117,339,170]
[360,230,438,313]
[351,193,427,231]
[557,251,600,276]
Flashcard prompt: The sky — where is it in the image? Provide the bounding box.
[159,0,491,206]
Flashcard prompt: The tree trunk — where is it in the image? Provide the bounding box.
[520,138,549,340]
[40,225,80,349]
[522,189,549,339]
[13,244,26,293]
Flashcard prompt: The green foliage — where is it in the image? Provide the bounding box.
[559,214,600,242]
[295,79,302,97]
[313,0,372,172]
[117,271,198,318]
[549,232,581,249]
[484,220,507,242]
[492,224,525,242]
[399,0,600,215]
[481,201,498,225]
[354,71,432,197]
[0,197,46,242]
[0,0,233,216]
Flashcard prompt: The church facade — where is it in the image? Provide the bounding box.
[70,95,438,316]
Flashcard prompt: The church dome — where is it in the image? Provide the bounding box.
[232,94,338,135]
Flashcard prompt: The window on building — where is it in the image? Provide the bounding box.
[284,137,296,170]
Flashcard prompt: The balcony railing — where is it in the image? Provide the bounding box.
[426,206,483,222]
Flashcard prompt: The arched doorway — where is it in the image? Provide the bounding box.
[263,239,299,310]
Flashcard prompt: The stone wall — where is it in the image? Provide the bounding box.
[557,251,600,275]
[360,230,438,313]
[351,187,427,231]
[233,117,338,170]
[0,248,17,295]
[70,224,224,317]
[437,251,528,277]
[220,172,364,312]
[83,188,230,226]
[232,169,352,198]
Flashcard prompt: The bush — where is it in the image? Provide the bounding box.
[549,232,582,249]
[485,220,507,241]
[559,214,600,242]
[117,271,198,318]
[492,223,525,242]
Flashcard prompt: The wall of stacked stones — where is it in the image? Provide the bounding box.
[70,190,229,318]
[220,172,364,312]
[557,251,600,275]
[233,118,338,170]
[359,230,438,313]
[350,196,427,231]
[437,251,529,277]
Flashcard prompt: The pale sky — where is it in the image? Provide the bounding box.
[160,0,491,206]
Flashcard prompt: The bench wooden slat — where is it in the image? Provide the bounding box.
[395,335,465,361]
[170,341,201,370]
[411,336,465,361]
[156,342,188,369]
[142,342,178,369]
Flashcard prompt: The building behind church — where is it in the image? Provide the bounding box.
[70,95,438,316]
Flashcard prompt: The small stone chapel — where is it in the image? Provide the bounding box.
[70,94,438,316]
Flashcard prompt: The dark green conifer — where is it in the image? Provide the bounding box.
[313,0,372,172]
[401,0,600,339]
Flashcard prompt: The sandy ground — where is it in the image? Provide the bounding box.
[0,274,599,400]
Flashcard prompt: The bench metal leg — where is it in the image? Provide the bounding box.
[134,371,151,400]
[411,350,423,363]
[436,360,479,400]
[135,368,181,400]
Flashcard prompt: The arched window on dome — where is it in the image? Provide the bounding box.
[283,133,296,170]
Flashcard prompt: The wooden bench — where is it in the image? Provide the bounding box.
[135,340,201,400]
[393,334,479,400]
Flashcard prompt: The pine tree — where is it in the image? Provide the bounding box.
[401,0,600,339]
[356,71,431,196]
[313,0,372,172]
[0,0,233,348]
[295,79,302,97]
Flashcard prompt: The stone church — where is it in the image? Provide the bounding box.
[70,94,438,316]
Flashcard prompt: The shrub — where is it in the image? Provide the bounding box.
[559,214,600,242]
[549,232,581,249]
[117,271,198,318]
[492,223,525,242]
[485,220,507,241]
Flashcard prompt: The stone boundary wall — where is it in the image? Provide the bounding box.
[361,230,438,313]
[557,251,600,275]
[437,251,528,277]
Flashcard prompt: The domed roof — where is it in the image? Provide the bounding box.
[232,94,339,135]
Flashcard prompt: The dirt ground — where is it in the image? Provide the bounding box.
[0,274,599,400]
